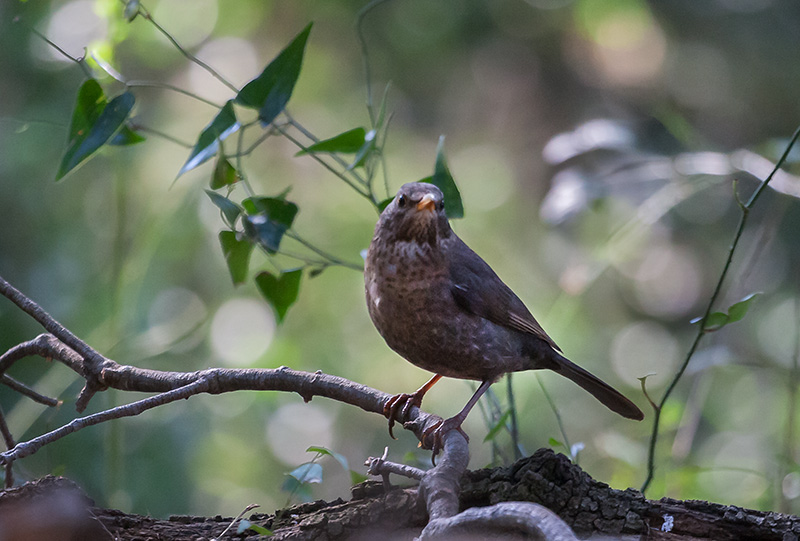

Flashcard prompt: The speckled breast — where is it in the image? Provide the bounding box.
[365,239,525,381]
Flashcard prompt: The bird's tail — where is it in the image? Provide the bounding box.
[550,354,644,421]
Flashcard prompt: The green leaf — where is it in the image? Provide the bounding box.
[57,82,135,180]
[295,127,367,156]
[307,446,348,470]
[236,23,312,125]
[109,125,145,146]
[218,231,254,286]
[238,520,273,535]
[548,437,564,449]
[250,524,273,536]
[242,197,299,253]
[178,100,239,177]
[483,409,513,442]
[430,135,464,218]
[255,269,302,323]
[211,156,238,189]
[204,190,243,227]
[375,82,391,131]
[287,462,323,484]
[726,292,761,323]
[350,470,368,485]
[691,292,762,332]
[346,129,376,171]
[67,79,105,141]
[696,311,730,331]
[123,0,140,22]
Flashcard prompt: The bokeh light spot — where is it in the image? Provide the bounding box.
[454,145,514,212]
[757,297,799,366]
[266,403,334,466]
[144,287,207,353]
[188,37,259,102]
[632,244,702,318]
[210,298,275,366]
[35,0,108,67]
[611,321,678,386]
[152,0,218,50]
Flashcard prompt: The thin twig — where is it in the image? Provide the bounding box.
[1,379,211,464]
[131,124,193,149]
[506,374,522,460]
[284,230,363,271]
[641,125,800,492]
[1,375,61,408]
[234,124,257,198]
[365,454,425,481]
[537,374,573,461]
[285,114,369,188]
[125,81,223,108]
[0,405,15,488]
[275,125,372,200]
[137,5,239,94]
[0,278,106,371]
[27,25,92,79]
[355,0,391,127]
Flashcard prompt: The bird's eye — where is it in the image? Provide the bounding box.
[439,200,445,210]
[397,194,407,208]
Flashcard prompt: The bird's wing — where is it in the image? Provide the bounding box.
[447,236,561,352]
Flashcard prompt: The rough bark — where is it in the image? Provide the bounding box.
[2,449,799,541]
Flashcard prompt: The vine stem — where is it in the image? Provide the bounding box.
[125,81,223,108]
[284,230,363,272]
[275,125,373,201]
[356,0,391,127]
[137,5,239,95]
[285,115,369,188]
[641,125,800,492]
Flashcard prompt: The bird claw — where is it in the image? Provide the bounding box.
[383,391,424,439]
[422,417,470,464]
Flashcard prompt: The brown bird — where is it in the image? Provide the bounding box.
[365,182,643,456]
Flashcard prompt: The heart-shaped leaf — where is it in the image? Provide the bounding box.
[211,156,238,189]
[205,190,243,227]
[429,135,463,219]
[306,446,348,470]
[288,462,323,484]
[242,197,299,253]
[255,269,302,323]
[218,231,254,286]
[236,23,312,125]
[57,80,135,180]
[178,100,240,177]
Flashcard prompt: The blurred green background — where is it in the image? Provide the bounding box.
[1,0,800,518]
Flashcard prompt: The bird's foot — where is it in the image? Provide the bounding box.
[422,416,470,462]
[383,391,425,439]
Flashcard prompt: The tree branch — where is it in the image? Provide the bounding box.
[0,273,563,536]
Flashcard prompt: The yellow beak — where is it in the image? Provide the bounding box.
[416,193,436,213]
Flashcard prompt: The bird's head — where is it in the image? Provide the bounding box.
[377,182,451,245]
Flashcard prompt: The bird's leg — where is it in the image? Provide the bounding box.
[424,379,493,459]
[384,374,443,439]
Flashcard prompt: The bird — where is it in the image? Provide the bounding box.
[364,181,643,456]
